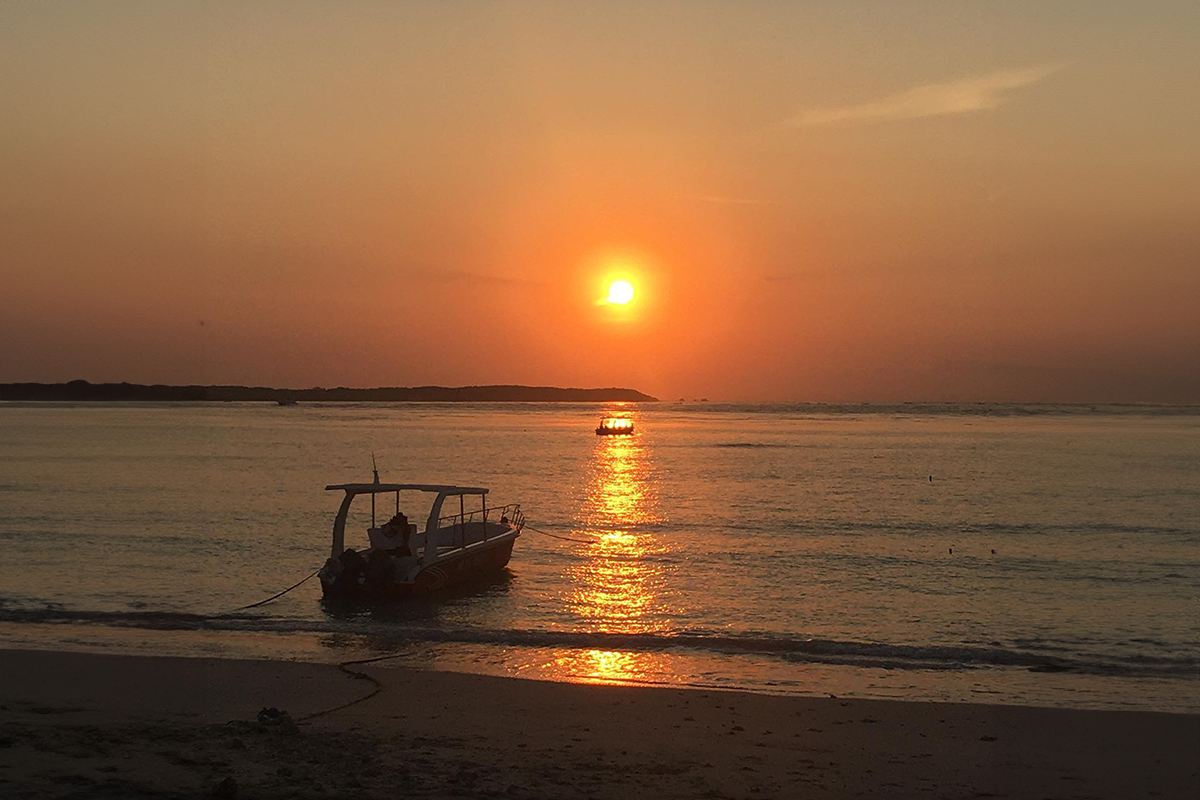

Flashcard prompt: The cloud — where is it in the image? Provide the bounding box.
[790,64,1064,127]
[687,194,768,206]
[420,269,539,287]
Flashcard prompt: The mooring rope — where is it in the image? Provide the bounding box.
[212,569,320,616]
[300,653,399,721]
[212,524,615,725]
[214,523,608,720]
[524,525,604,544]
[215,522,598,617]
[214,523,600,616]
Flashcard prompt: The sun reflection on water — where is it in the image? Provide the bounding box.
[550,648,668,685]
[555,422,675,681]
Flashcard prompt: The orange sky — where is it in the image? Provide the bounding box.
[2,2,1197,402]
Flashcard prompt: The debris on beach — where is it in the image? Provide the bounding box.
[256,707,299,734]
[225,707,299,737]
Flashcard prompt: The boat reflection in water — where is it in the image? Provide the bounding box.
[554,423,677,684]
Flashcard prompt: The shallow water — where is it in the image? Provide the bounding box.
[1,402,1197,712]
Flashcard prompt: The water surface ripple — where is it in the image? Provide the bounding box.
[1,402,1197,711]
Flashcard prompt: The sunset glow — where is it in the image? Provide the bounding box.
[0,2,1196,403]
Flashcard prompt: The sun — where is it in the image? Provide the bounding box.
[606,280,635,305]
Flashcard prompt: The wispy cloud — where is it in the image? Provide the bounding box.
[420,269,538,287]
[789,64,1064,127]
[687,194,769,206]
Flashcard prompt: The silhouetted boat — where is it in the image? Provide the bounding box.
[319,471,524,600]
[596,416,635,435]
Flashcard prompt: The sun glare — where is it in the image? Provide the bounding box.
[606,280,635,305]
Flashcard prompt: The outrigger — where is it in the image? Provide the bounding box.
[318,470,524,600]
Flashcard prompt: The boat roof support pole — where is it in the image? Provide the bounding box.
[422,492,449,567]
[331,491,355,559]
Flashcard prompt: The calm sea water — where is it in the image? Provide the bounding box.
[1,402,1197,712]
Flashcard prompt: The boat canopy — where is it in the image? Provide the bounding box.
[326,481,490,559]
[325,483,488,496]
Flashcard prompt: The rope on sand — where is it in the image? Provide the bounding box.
[300,654,402,721]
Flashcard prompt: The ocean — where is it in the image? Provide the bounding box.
[1,402,1197,713]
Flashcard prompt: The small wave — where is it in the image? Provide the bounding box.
[708,442,790,449]
[0,606,214,631]
[2,605,1195,679]
[815,520,1198,538]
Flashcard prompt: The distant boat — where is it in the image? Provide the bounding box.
[596,416,635,436]
[319,473,524,600]
[276,398,298,406]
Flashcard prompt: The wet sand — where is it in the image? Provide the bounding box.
[1,648,1197,799]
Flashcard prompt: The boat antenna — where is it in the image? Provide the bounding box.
[370,452,379,527]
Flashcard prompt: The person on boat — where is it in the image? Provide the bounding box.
[382,512,405,537]
[382,512,412,556]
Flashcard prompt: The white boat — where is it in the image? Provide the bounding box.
[318,472,524,600]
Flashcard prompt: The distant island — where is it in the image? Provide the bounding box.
[0,381,658,403]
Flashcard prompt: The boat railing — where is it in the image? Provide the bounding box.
[436,503,524,549]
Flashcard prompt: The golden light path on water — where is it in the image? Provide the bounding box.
[551,422,678,685]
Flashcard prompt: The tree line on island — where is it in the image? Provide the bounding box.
[0,380,658,403]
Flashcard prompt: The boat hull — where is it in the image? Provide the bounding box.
[321,536,517,601]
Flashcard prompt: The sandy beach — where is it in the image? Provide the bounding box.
[1,649,1196,799]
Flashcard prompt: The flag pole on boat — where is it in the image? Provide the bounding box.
[371,451,379,527]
